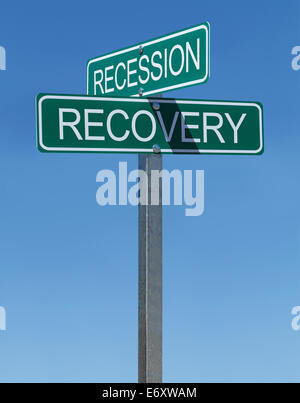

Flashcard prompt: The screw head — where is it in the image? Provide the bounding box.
[153,144,161,154]
[152,102,160,111]
[138,88,144,96]
[139,45,143,55]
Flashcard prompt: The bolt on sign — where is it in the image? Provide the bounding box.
[87,23,210,97]
[36,94,263,155]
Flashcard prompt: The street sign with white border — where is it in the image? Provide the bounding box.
[37,94,263,155]
[87,23,210,97]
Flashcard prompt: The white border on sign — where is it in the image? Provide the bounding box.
[38,95,263,154]
[86,24,210,97]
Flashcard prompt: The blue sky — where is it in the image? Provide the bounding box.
[0,0,300,382]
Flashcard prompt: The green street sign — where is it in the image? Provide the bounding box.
[36,94,263,155]
[87,23,210,97]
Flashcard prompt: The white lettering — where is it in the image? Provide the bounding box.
[105,65,114,93]
[151,51,163,81]
[59,108,83,140]
[94,69,104,94]
[181,111,200,143]
[203,113,225,143]
[225,113,246,144]
[157,111,179,142]
[132,110,156,142]
[127,58,138,87]
[84,109,104,141]
[115,62,126,90]
[169,44,185,76]
[186,39,200,72]
[138,55,150,85]
[107,109,130,141]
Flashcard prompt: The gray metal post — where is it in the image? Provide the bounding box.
[138,150,162,383]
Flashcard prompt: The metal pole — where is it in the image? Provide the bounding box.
[138,148,162,383]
